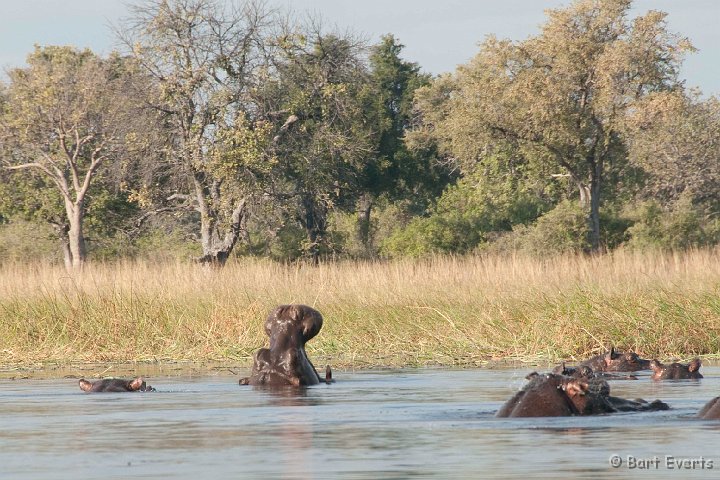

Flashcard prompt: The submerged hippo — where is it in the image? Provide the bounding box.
[239,304,333,387]
[578,347,651,372]
[650,358,703,380]
[79,377,155,393]
[698,397,720,419]
[496,373,668,417]
[552,363,637,380]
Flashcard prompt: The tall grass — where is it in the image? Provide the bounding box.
[1,249,720,367]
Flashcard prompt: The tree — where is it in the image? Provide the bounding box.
[355,35,441,252]
[409,0,693,252]
[0,46,140,268]
[626,92,720,208]
[119,0,275,266]
[263,26,375,263]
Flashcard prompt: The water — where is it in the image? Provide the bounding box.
[1,366,719,479]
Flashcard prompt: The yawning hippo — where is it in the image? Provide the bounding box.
[239,304,332,387]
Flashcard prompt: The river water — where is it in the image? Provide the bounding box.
[1,366,719,479]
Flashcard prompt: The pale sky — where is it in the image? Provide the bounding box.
[0,0,717,95]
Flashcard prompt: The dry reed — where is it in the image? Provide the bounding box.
[1,249,719,368]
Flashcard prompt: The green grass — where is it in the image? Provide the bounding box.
[1,250,720,370]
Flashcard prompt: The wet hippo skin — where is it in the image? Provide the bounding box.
[496,373,668,417]
[79,377,155,392]
[650,358,703,380]
[698,397,720,419]
[239,304,332,387]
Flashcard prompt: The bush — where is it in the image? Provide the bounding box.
[496,200,590,256]
[625,197,720,250]
[380,167,550,258]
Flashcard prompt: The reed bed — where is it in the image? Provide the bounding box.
[1,249,720,368]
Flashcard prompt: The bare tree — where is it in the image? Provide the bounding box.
[0,47,138,269]
[117,0,277,266]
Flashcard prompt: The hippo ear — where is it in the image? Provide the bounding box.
[79,379,93,392]
[525,371,539,380]
[128,378,144,391]
[649,360,662,372]
[689,358,702,372]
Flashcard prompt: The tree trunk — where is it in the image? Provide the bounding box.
[578,183,591,209]
[196,198,248,268]
[301,195,326,266]
[587,161,603,253]
[52,222,73,271]
[356,193,373,254]
[64,200,86,269]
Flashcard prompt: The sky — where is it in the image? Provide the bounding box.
[0,0,717,95]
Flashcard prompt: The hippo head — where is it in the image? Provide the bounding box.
[650,358,703,380]
[560,377,589,398]
[561,377,616,414]
[689,358,702,373]
[239,304,328,387]
[265,304,324,348]
[604,348,651,371]
[79,377,151,393]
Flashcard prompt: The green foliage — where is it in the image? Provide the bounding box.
[487,201,632,257]
[625,197,720,250]
[380,157,552,257]
[505,201,591,257]
[264,31,377,260]
[2,1,718,264]
[409,0,694,252]
[0,220,63,264]
[239,221,306,262]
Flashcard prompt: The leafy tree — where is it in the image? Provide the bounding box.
[355,35,448,253]
[409,0,694,252]
[263,26,375,263]
[626,92,720,208]
[0,46,141,268]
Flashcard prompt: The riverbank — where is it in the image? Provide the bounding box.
[2,250,720,370]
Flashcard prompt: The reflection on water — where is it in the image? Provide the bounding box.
[1,367,719,479]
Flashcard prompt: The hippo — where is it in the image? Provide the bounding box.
[698,397,720,419]
[650,358,703,380]
[79,377,155,393]
[239,304,333,387]
[578,347,652,372]
[496,373,585,417]
[496,373,668,417]
[552,363,638,380]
